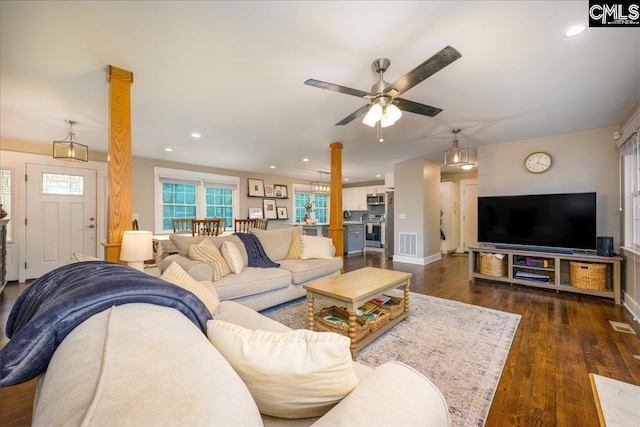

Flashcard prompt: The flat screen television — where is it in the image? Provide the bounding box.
[477,192,596,251]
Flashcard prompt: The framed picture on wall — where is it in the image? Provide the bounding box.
[274,184,288,198]
[248,207,263,219]
[248,178,265,197]
[263,199,277,219]
[265,184,274,198]
[276,206,288,220]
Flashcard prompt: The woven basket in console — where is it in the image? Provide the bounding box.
[478,252,507,277]
[314,306,370,342]
[570,261,606,291]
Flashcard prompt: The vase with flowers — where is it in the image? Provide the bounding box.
[303,200,315,224]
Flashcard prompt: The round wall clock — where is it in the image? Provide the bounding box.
[524,152,552,173]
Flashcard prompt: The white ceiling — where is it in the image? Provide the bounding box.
[1,1,638,183]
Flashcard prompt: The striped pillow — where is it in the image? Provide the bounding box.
[160,262,219,315]
[188,240,231,281]
[285,232,303,259]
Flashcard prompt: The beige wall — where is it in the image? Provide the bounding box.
[477,125,620,248]
[393,158,441,263]
[132,156,310,232]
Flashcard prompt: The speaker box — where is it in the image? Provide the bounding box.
[596,236,613,257]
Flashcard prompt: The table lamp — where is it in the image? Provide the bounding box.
[120,230,153,271]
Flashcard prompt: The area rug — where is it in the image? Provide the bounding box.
[261,292,521,427]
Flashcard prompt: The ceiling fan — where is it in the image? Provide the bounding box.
[304,46,462,131]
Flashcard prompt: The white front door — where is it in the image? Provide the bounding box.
[460,180,478,251]
[26,163,97,279]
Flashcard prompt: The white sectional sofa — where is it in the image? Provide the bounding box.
[159,226,343,311]
[32,299,450,426]
[2,228,450,426]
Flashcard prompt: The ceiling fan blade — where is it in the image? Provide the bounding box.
[386,46,461,96]
[336,104,371,126]
[395,98,442,117]
[304,79,370,98]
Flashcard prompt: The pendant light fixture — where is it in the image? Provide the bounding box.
[444,128,469,167]
[311,171,330,193]
[53,120,88,162]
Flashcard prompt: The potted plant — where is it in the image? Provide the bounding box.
[304,200,315,224]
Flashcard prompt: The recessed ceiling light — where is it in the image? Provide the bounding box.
[461,163,474,170]
[164,148,173,152]
[376,174,381,178]
[303,158,309,162]
[344,178,349,181]
[191,133,201,138]
[270,165,276,169]
[564,24,586,37]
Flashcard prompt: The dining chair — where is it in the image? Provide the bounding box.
[192,218,221,236]
[172,218,195,234]
[234,218,257,233]
[254,218,268,230]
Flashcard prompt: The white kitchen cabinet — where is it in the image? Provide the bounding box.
[342,187,368,211]
[343,187,368,211]
[365,185,384,195]
[440,182,459,253]
[385,172,394,189]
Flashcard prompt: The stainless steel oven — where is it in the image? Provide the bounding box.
[365,221,382,247]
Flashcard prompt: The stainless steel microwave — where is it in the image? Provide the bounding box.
[367,194,385,205]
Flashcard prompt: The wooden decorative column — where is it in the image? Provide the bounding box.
[102,65,134,262]
[327,142,344,266]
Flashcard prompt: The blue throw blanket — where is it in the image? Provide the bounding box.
[233,233,280,268]
[0,261,212,387]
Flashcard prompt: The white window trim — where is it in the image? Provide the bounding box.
[618,107,640,250]
[154,167,239,234]
[292,183,330,223]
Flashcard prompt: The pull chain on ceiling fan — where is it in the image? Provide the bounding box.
[304,45,462,140]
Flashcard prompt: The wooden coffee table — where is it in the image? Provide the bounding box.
[303,267,411,359]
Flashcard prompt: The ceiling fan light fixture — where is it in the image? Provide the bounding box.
[52,120,88,162]
[385,104,402,122]
[362,103,383,127]
[380,112,395,128]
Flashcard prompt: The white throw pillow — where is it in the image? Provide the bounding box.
[207,320,359,419]
[188,239,231,281]
[221,241,244,274]
[300,235,334,260]
[160,262,219,315]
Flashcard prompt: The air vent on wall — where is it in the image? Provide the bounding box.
[398,232,418,256]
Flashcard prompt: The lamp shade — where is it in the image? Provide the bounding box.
[385,104,402,122]
[362,103,383,127]
[120,230,153,271]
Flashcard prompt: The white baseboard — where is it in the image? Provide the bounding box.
[622,291,640,325]
[393,252,442,265]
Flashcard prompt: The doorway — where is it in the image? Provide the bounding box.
[459,179,478,252]
[26,163,97,279]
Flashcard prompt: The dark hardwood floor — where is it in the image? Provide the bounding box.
[1,252,639,426]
